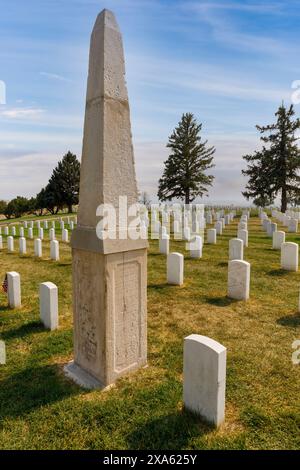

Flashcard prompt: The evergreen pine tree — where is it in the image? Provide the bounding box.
[48,151,80,213]
[35,188,48,216]
[158,113,215,204]
[242,104,300,212]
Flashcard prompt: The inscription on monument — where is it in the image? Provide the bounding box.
[114,260,141,373]
[77,259,98,364]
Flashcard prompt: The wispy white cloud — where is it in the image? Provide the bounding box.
[0,151,61,199]
[0,129,81,149]
[40,71,72,82]
[183,1,290,56]
[127,54,291,103]
[0,107,45,119]
[0,107,83,129]
[187,1,284,15]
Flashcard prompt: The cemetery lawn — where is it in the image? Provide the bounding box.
[0,216,299,450]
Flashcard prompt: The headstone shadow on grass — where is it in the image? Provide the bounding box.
[126,410,213,450]
[149,252,164,257]
[0,305,11,313]
[1,320,44,340]
[268,269,291,276]
[148,283,169,291]
[276,313,300,327]
[218,261,228,267]
[205,296,239,307]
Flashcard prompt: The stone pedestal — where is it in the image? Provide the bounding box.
[66,248,147,389]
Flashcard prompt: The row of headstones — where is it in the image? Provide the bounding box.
[148,207,206,236]
[146,206,246,233]
[4,271,58,330]
[145,206,248,225]
[0,222,74,237]
[164,213,244,290]
[227,211,299,300]
[141,204,204,221]
[285,209,300,219]
[262,210,298,233]
[140,207,238,241]
[158,210,238,257]
[22,215,76,228]
[156,210,237,246]
[208,208,250,217]
[159,209,242,423]
[276,209,300,222]
[151,220,204,239]
[166,215,298,297]
[182,207,295,426]
[225,215,249,300]
[208,209,246,244]
[161,210,245,283]
[5,270,226,427]
[0,227,70,242]
[175,211,248,426]
[162,237,297,305]
[260,212,299,271]
[206,209,239,224]
[213,212,235,234]
[0,237,60,261]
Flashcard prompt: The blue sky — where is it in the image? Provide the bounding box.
[0,0,299,203]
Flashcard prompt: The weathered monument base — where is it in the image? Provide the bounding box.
[64,361,106,390]
[66,248,147,389]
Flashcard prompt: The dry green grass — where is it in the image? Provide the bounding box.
[0,214,299,449]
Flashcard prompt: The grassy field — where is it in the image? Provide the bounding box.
[0,215,299,450]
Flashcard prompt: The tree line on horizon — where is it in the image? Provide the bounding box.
[0,151,80,219]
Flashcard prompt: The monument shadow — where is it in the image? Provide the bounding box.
[0,364,79,419]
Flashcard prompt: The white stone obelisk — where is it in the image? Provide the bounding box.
[64,9,148,389]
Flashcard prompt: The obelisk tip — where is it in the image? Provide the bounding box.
[93,9,120,33]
